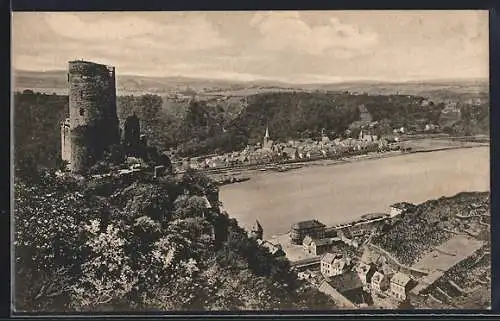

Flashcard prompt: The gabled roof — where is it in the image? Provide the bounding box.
[391,272,411,286]
[322,252,337,264]
[292,219,326,230]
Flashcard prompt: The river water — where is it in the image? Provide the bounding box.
[219,147,489,238]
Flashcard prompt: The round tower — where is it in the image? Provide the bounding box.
[68,60,120,173]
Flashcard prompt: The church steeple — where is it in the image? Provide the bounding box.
[265,125,270,139]
[250,219,264,240]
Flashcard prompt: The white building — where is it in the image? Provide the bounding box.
[321,253,351,277]
[371,271,390,293]
[389,272,412,301]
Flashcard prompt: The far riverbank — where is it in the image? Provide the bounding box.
[211,139,489,182]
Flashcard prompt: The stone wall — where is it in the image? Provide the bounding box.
[60,118,71,163]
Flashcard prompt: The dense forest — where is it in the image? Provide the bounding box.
[13,89,489,168]
[14,166,336,312]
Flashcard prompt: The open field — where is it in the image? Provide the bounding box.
[220,147,489,238]
[412,235,484,272]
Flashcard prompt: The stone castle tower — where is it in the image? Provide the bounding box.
[122,113,141,150]
[62,60,120,173]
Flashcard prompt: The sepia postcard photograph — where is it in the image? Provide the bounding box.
[11,10,490,313]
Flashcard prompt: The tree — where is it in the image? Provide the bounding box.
[15,166,337,312]
[105,144,126,166]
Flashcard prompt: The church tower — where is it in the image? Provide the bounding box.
[264,126,270,145]
[250,220,264,240]
[263,124,273,151]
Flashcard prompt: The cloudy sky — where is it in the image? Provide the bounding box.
[12,11,489,83]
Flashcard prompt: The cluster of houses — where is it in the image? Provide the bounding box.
[354,261,414,302]
[310,242,415,307]
[174,126,403,171]
[287,202,418,307]
[299,245,416,307]
[289,210,405,256]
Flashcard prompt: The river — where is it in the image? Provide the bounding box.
[219,147,489,238]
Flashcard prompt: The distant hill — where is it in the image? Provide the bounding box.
[13,69,488,100]
[13,69,291,96]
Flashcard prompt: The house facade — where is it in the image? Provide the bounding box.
[303,237,331,256]
[356,263,376,292]
[321,253,351,277]
[371,271,390,293]
[290,220,326,244]
[389,272,412,301]
[310,239,331,256]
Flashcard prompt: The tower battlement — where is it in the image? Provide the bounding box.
[66,60,120,173]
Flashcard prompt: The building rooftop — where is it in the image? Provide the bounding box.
[261,241,283,255]
[391,272,411,286]
[291,219,326,230]
[313,238,332,246]
[302,235,314,246]
[68,60,115,70]
[322,252,338,265]
[371,271,385,284]
[333,258,347,270]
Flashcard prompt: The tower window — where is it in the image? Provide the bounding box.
[79,108,85,116]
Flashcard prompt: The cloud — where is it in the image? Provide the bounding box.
[250,12,379,56]
[43,13,228,51]
[12,11,488,82]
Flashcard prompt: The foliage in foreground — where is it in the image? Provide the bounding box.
[14,168,336,312]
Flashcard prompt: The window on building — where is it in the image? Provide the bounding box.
[79,108,85,116]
